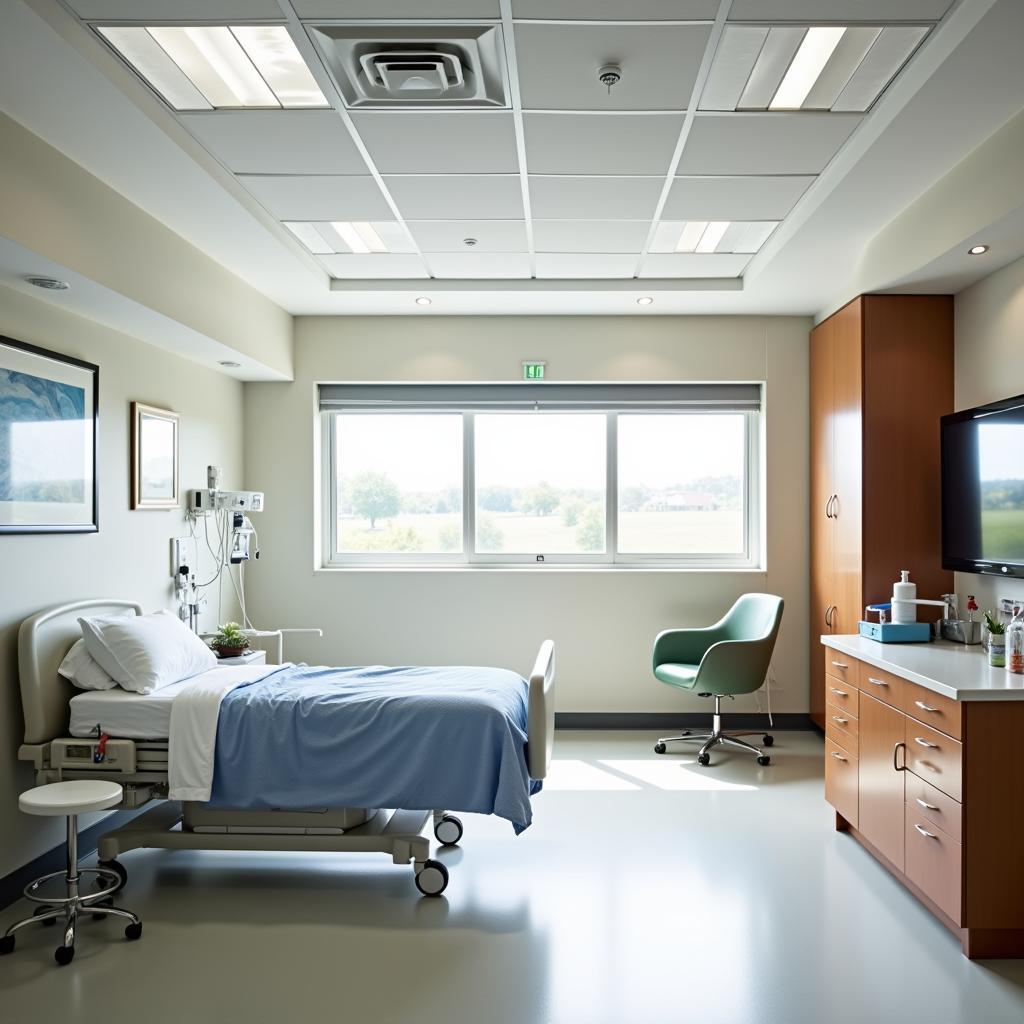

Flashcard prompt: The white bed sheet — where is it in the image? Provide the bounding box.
[69,676,193,739]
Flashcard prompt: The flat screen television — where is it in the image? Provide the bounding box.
[942,393,1024,578]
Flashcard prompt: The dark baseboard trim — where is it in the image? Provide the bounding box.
[0,808,141,912]
[555,712,813,730]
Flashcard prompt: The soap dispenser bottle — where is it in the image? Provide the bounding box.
[1007,607,1024,674]
[892,570,917,624]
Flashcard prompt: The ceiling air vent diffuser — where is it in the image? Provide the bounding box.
[309,25,507,108]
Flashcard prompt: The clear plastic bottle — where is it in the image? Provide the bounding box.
[1007,606,1024,675]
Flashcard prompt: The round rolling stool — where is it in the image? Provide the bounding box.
[0,781,142,965]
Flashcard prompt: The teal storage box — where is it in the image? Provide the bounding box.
[858,620,931,643]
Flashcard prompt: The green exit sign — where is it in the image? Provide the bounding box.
[523,361,546,380]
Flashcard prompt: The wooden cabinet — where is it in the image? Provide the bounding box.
[858,692,906,871]
[809,296,953,729]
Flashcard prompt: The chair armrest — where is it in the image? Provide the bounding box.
[653,626,728,669]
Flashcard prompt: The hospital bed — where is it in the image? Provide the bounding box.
[17,600,556,897]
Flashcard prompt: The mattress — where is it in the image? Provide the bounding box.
[69,675,195,739]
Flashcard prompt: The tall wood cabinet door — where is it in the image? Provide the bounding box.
[809,318,835,727]
[830,299,863,634]
[858,692,906,871]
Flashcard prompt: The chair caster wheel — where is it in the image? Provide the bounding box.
[434,814,463,847]
[34,907,57,927]
[124,922,143,941]
[654,742,666,754]
[757,755,771,766]
[54,945,75,966]
[415,859,449,897]
[763,735,774,747]
[0,935,14,955]
[98,859,127,894]
[697,753,711,766]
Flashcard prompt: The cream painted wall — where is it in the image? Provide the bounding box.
[244,315,810,715]
[0,286,243,877]
[953,254,1024,615]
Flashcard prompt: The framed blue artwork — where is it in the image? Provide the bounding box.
[0,335,99,533]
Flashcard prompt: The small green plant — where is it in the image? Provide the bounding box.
[984,610,1005,635]
[212,622,249,653]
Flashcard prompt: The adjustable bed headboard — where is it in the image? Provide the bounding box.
[18,599,143,744]
[527,639,556,781]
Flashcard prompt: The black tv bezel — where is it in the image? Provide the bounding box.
[941,392,1024,579]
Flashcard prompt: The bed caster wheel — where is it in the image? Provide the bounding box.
[0,935,14,955]
[98,859,127,894]
[697,753,711,766]
[434,814,463,847]
[654,742,667,754]
[415,859,449,897]
[54,945,75,966]
[124,922,143,941]
[34,907,57,927]
[757,755,771,766]
[763,735,774,747]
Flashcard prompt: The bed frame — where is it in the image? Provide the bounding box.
[17,599,556,897]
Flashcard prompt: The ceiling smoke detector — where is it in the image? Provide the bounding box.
[598,64,622,94]
[25,276,70,291]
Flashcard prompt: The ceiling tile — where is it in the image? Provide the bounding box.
[180,111,367,174]
[350,112,519,174]
[529,176,662,219]
[533,221,651,253]
[408,221,529,252]
[69,0,282,15]
[663,175,814,220]
[385,175,524,219]
[524,114,683,175]
[318,254,428,279]
[239,175,392,220]
[727,0,951,18]
[640,253,751,277]
[513,0,719,17]
[514,24,711,111]
[534,253,638,279]
[293,0,499,15]
[426,253,531,279]
[678,114,861,175]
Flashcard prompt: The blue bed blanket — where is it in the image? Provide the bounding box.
[208,664,541,833]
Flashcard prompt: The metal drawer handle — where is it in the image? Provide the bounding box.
[914,737,939,749]
[830,687,847,697]
[914,700,939,713]
[831,661,849,669]
[914,824,938,840]
[915,798,939,811]
[866,677,888,686]
[830,752,848,762]
[831,716,848,725]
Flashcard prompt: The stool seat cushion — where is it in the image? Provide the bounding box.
[19,780,123,816]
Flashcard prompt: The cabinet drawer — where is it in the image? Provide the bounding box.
[905,774,962,843]
[826,701,859,735]
[905,720,962,802]
[905,811,962,925]
[859,663,904,708]
[902,681,962,740]
[826,705,859,754]
[825,738,858,828]
[825,678,859,717]
[824,649,858,686]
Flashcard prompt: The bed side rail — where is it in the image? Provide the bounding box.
[527,639,556,781]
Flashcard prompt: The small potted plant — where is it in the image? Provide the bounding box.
[211,622,250,659]
[985,610,1006,668]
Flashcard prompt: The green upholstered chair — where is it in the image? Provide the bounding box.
[652,593,784,766]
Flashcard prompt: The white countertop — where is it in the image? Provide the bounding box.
[821,634,1024,701]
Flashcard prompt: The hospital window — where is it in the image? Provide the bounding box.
[320,384,761,568]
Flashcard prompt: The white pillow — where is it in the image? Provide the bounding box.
[78,609,217,694]
[58,639,117,691]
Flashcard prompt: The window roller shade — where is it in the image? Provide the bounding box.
[319,383,761,412]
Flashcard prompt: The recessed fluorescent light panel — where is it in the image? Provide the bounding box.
[650,221,779,255]
[700,24,930,113]
[284,221,414,255]
[98,26,328,110]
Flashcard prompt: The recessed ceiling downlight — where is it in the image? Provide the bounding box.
[415,297,432,306]
[968,244,989,255]
[636,297,654,306]
[26,276,70,291]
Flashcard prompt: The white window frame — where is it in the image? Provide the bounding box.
[321,401,762,570]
